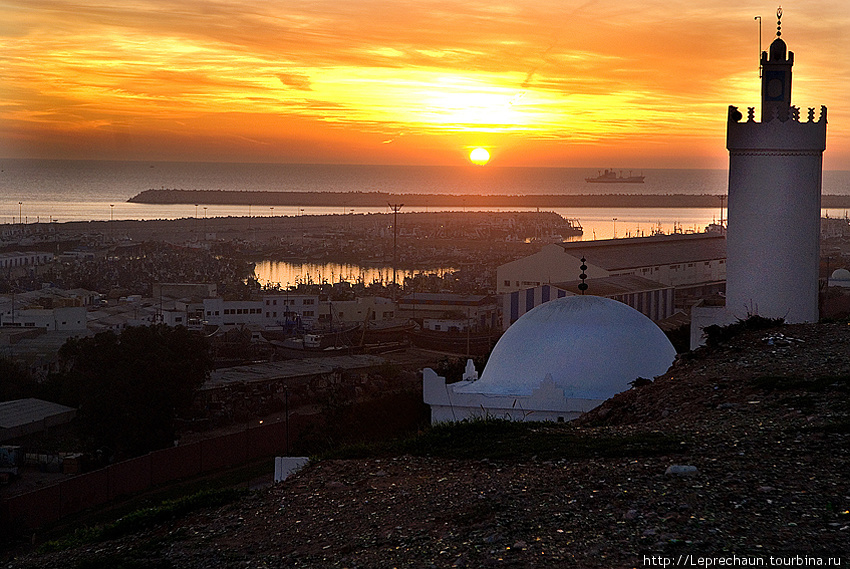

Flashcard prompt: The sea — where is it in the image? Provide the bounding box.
[3,158,850,243]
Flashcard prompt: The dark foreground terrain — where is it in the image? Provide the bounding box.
[5,321,850,568]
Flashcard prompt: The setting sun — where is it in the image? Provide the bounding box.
[1,2,849,168]
[469,147,491,166]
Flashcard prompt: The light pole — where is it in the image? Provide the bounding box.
[18,202,22,225]
[612,217,618,239]
[389,203,404,295]
[110,204,114,221]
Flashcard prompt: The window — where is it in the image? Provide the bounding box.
[265,300,270,305]
[266,312,270,317]
[273,299,277,305]
[175,317,182,322]
[504,280,511,287]
[434,324,441,331]
[304,299,315,305]
[303,311,314,317]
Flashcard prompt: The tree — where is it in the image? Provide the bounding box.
[50,325,210,458]
[0,358,38,401]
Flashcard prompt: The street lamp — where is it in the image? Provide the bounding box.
[18,202,22,225]
[612,217,618,239]
[110,204,114,221]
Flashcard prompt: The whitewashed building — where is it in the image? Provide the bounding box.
[424,296,676,423]
[203,298,264,328]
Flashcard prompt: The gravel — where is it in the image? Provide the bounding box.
[5,321,850,567]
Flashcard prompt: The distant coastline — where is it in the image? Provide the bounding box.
[128,189,850,209]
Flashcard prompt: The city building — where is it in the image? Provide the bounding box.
[151,283,217,300]
[0,251,54,271]
[259,294,321,329]
[397,292,499,330]
[203,298,265,328]
[496,234,726,309]
[319,296,397,325]
[0,398,77,443]
[502,275,675,330]
[0,329,87,378]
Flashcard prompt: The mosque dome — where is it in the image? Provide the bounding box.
[831,268,850,281]
[456,295,676,401]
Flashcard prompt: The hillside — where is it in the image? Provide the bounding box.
[5,321,850,568]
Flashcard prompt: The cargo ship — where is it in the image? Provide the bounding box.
[585,169,645,183]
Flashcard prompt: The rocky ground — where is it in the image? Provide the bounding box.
[5,321,850,568]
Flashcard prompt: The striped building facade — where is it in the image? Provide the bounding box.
[503,276,675,331]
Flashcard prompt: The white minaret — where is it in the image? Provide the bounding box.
[725,8,827,323]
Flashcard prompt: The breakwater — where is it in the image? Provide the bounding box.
[128,189,727,208]
[128,189,850,209]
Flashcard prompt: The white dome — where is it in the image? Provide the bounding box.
[457,295,676,401]
[830,268,850,281]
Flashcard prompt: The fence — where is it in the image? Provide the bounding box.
[0,415,309,530]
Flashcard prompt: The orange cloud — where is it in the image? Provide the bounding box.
[1,1,848,167]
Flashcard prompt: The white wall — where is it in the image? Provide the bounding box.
[1,306,87,331]
[726,114,826,323]
[261,294,320,326]
[203,298,264,327]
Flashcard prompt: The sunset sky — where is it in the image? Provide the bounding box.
[2,1,848,169]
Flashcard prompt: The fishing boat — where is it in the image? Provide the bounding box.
[585,169,645,183]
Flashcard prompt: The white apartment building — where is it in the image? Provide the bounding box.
[261,294,321,327]
[0,304,87,331]
[203,298,264,328]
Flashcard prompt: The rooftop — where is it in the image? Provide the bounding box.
[558,233,726,271]
[0,398,76,431]
[549,274,672,296]
[203,354,386,390]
